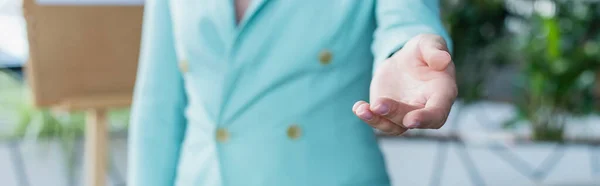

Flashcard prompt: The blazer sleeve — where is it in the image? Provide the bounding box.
[128,0,187,185]
[372,0,453,69]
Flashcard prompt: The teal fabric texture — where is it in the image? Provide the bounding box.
[128,0,451,186]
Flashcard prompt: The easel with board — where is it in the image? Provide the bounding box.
[23,0,144,185]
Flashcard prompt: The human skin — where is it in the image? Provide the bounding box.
[353,34,457,135]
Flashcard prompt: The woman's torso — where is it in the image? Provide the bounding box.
[169,0,389,185]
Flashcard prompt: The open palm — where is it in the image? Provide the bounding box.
[353,34,457,135]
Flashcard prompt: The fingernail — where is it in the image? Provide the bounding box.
[352,101,362,111]
[373,103,390,115]
[358,105,373,120]
[407,122,420,129]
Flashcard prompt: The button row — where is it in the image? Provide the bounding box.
[178,49,333,73]
[215,124,302,143]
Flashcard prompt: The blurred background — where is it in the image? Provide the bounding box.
[1,0,600,185]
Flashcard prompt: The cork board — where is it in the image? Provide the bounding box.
[23,0,144,109]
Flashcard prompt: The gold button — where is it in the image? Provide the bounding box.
[216,128,229,142]
[179,60,189,73]
[319,50,332,65]
[287,125,301,140]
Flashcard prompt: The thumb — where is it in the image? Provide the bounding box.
[417,34,452,71]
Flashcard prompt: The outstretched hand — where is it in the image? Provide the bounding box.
[353,34,457,135]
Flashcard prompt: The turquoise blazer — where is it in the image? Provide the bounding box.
[128,0,451,186]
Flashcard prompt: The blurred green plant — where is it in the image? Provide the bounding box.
[442,0,513,104]
[443,0,599,142]
[506,1,600,141]
[0,70,130,140]
[0,69,130,183]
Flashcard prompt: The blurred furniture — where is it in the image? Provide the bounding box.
[22,0,143,185]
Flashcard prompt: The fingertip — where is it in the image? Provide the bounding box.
[352,100,367,112]
[427,51,451,71]
[418,34,451,71]
[356,103,374,121]
[407,122,421,129]
[403,110,425,129]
